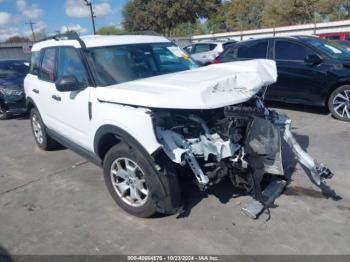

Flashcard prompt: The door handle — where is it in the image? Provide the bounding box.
[33,89,39,94]
[52,95,61,101]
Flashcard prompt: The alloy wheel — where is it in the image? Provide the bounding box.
[110,158,149,207]
[333,89,350,119]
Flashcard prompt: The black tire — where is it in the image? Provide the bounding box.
[30,108,57,150]
[0,105,8,120]
[328,85,350,122]
[103,142,181,218]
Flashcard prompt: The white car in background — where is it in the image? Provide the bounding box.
[183,40,236,65]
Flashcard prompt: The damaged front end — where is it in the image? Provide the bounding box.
[152,97,334,219]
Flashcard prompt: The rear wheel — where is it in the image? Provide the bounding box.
[0,105,8,120]
[30,108,57,150]
[328,85,350,122]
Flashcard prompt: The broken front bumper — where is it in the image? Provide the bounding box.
[155,105,334,219]
[242,113,334,219]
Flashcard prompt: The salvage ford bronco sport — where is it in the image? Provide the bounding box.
[24,32,334,219]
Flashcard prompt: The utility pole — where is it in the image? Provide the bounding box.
[313,12,317,35]
[25,21,36,42]
[84,0,96,34]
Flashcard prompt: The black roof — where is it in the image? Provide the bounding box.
[237,35,319,43]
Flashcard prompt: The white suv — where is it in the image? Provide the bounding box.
[24,32,333,219]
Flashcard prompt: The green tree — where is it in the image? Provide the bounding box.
[122,0,220,36]
[207,0,266,32]
[172,22,206,37]
[262,0,320,27]
[206,1,232,33]
[227,0,265,30]
[5,36,30,43]
[318,0,350,20]
[96,26,125,35]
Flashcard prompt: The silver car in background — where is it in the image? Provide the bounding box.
[184,40,236,65]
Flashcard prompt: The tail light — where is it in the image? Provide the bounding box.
[212,59,220,64]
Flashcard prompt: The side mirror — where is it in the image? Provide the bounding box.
[55,76,82,92]
[305,54,322,65]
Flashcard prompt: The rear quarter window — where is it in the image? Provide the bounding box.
[237,41,268,59]
[29,51,41,75]
[39,48,56,82]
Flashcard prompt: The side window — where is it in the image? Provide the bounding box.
[223,47,237,59]
[57,47,88,86]
[237,41,268,59]
[29,51,40,75]
[194,44,213,54]
[209,44,217,51]
[39,48,56,82]
[183,45,193,54]
[275,40,314,61]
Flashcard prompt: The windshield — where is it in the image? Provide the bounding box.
[302,38,350,59]
[88,43,198,86]
[0,61,29,79]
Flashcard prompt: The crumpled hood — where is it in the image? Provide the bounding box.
[96,59,277,110]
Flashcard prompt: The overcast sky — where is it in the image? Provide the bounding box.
[0,0,128,41]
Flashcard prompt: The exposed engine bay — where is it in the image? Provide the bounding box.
[153,96,334,219]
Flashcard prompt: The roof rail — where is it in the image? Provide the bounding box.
[39,32,86,49]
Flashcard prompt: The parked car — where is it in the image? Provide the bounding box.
[24,32,332,219]
[183,40,236,65]
[214,36,350,121]
[0,60,29,120]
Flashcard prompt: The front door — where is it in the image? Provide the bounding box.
[266,39,327,105]
[50,46,92,150]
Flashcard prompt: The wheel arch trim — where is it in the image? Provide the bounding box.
[94,124,170,202]
[26,96,37,110]
[327,81,350,105]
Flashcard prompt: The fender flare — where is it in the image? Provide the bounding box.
[94,124,160,159]
[93,125,169,201]
[26,96,37,111]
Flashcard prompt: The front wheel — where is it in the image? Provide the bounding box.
[328,85,350,122]
[103,143,158,218]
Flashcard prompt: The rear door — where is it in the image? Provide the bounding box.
[36,47,58,129]
[51,46,92,149]
[219,39,270,62]
[235,40,269,60]
[266,39,327,104]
